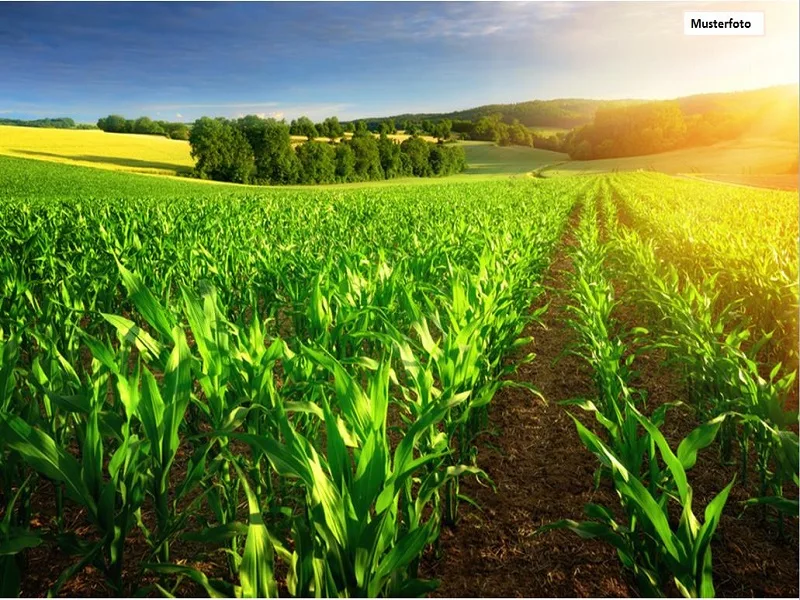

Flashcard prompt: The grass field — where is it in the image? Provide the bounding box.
[684,173,799,191]
[542,136,798,178]
[0,154,797,598]
[459,140,568,175]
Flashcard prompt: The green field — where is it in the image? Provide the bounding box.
[541,136,798,178]
[0,154,797,597]
[460,140,568,176]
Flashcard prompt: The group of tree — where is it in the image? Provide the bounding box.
[96,115,190,140]
[558,98,788,160]
[189,115,466,185]
[288,116,349,140]
[467,114,537,147]
[0,117,95,129]
[352,118,453,141]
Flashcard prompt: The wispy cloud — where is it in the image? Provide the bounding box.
[1,1,795,122]
[144,102,280,111]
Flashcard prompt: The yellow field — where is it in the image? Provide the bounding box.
[0,125,194,175]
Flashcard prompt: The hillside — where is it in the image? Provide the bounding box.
[541,135,798,179]
[361,84,799,132]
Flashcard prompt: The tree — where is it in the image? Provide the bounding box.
[430,144,466,175]
[133,116,165,136]
[378,119,396,135]
[509,119,532,147]
[433,119,452,142]
[334,143,355,182]
[296,140,336,184]
[234,115,299,184]
[290,116,318,140]
[404,121,421,136]
[349,135,383,180]
[343,121,355,133]
[400,135,431,177]
[377,133,402,178]
[353,120,369,137]
[166,123,190,140]
[98,114,128,133]
[322,116,344,140]
[258,119,300,184]
[189,117,254,183]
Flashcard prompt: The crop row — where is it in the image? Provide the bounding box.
[0,174,583,596]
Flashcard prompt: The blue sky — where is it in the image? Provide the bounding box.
[1,1,797,123]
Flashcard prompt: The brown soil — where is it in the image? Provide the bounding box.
[422,203,799,597]
[420,210,634,597]
[613,275,799,598]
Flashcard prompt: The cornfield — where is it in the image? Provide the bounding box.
[0,155,797,597]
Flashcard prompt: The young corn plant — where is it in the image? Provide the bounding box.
[205,343,480,597]
[611,227,799,515]
[541,409,734,598]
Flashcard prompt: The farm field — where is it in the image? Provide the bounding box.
[541,136,799,179]
[0,125,195,176]
[0,156,797,598]
[685,173,799,191]
[2,125,796,189]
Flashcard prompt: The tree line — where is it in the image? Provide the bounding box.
[560,101,760,160]
[189,115,466,185]
[294,116,454,141]
[0,117,95,130]
[97,115,190,140]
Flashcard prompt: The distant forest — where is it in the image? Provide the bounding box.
[0,117,95,129]
[560,86,800,159]
[97,115,190,140]
[7,85,795,166]
[362,85,799,160]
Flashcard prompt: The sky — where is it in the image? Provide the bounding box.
[1,1,797,123]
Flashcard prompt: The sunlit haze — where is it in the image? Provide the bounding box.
[1,1,798,122]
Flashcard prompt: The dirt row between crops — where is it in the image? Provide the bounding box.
[422,202,799,597]
[420,207,633,597]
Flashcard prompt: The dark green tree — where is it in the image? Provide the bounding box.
[400,135,431,177]
[334,142,356,182]
[296,140,336,184]
[323,116,344,140]
[290,116,318,140]
[377,133,403,178]
[349,135,383,180]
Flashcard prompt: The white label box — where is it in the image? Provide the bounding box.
[684,11,765,36]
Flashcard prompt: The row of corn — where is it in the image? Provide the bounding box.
[601,178,798,526]
[540,183,735,598]
[0,176,581,596]
[609,172,799,367]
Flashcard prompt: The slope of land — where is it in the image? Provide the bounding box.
[460,141,569,176]
[541,136,798,178]
[2,123,796,190]
[0,125,194,175]
[0,126,570,183]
